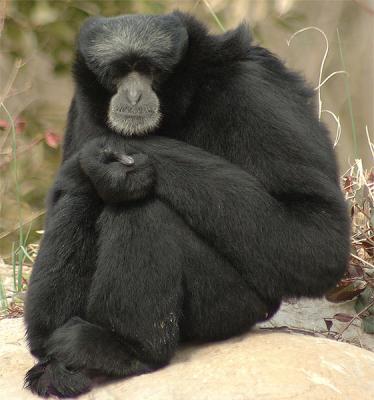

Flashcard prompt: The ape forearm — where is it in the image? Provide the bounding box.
[130,137,350,301]
[24,156,102,357]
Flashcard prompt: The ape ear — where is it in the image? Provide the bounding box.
[76,16,111,83]
[77,16,104,59]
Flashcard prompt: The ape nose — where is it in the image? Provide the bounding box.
[126,88,142,105]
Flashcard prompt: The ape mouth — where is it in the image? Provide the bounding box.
[111,107,159,118]
[108,107,161,135]
[112,111,157,118]
[108,93,161,135]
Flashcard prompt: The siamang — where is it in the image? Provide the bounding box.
[24,12,350,398]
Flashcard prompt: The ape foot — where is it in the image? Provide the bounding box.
[25,361,50,398]
[25,360,91,398]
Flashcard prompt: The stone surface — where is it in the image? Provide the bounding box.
[0,318,374,399]
[259,297,374,351]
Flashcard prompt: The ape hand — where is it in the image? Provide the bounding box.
[79,138,156,203]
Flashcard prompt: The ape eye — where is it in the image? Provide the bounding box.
[111,61,132,80]
[150,66,162,77]
[134,63,152,76]
[149,67,163,85]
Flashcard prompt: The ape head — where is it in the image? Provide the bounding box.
[74,12,252,139]
[77,13,189,135]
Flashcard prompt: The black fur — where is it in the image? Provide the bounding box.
[24,12,350,398]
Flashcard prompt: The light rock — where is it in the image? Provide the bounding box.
[259,297,374,351]
[0,317,373,400]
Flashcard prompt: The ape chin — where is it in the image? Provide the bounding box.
[24,10,350,399]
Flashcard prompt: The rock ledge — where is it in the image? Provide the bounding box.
[0,318,373,399]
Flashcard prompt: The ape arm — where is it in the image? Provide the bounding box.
[24,155,102,358]
[77,135,349,303]
[127,136,350,303]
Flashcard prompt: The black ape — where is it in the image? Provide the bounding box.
[24,12,350,398]
[25,135,278,397]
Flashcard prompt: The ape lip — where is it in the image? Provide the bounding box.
[111,110,157,118]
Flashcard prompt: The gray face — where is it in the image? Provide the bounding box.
[108,72,161,136]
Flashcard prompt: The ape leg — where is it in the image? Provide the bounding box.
[178,229,278,341]
[24,156,102,396]
[26,317,153,399]
[36,200,183,397]
[181,267,280,342]
[129,137,349,301]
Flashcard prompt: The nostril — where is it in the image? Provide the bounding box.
[127,89,142,106]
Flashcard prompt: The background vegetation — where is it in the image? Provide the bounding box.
[0,1,373,333]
